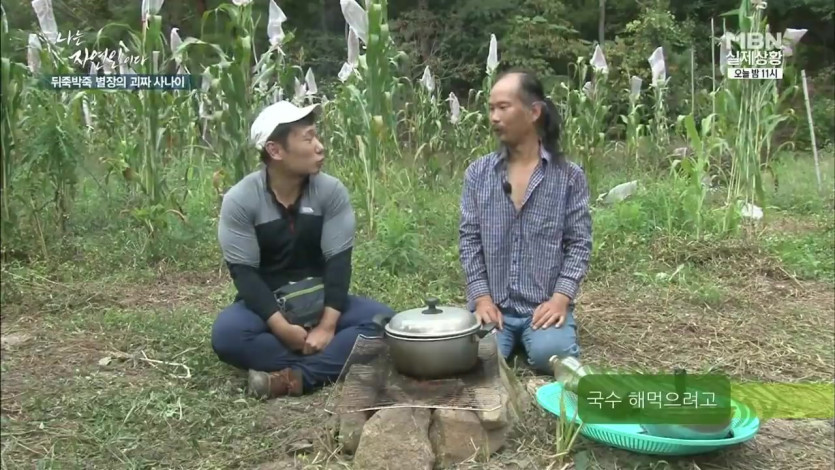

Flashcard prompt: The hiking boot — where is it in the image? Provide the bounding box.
[248,368,304,399]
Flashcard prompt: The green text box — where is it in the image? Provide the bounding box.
[731,383,834,420]
[577,374,732,425]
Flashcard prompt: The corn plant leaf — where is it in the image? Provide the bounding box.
[682,114,702,155]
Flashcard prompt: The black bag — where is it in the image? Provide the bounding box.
[273,277,325,329]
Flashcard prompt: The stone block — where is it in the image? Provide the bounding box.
[353,408,434,470]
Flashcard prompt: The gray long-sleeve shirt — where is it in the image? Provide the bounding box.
[218,165,355,321]
[459,146,592,315]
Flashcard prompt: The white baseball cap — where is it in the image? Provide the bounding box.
[250,100,321,150]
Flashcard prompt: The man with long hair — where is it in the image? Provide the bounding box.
[459,70,593,373]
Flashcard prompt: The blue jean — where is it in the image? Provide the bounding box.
[211,295,393,392]
[495,306,580,374]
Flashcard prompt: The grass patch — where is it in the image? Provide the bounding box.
[2,153,833,469]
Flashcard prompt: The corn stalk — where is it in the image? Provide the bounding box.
[672,113,728,239]
[717,0,797,231]
[562,57,608,194]
[0,7,29,247]
[620,77,645,171]
[348,0,398,233]
[16,30,86,237]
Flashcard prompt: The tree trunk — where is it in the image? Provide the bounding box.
[598,0,605,45]
[418,0,430,62]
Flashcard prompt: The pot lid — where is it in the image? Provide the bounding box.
[386,297,479,338]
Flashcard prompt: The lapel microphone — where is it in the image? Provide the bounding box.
[502,180,512,194]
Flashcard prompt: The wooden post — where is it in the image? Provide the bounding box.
[710,18,716,116]
[800,69,822,191]
[691,48,695,116]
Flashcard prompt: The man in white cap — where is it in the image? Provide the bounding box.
[211,100,394,398]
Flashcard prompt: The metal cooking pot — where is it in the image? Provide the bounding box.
[371,297,496,379]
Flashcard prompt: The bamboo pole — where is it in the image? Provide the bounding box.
[800,69,822,191]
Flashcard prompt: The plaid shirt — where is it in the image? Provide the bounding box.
[459,146,592,315]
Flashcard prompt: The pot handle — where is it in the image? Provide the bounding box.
[475,322,497,338]
[371,312,394,330]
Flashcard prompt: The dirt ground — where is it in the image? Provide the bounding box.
[1,263,833,469]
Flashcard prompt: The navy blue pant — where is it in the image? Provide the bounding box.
[211,295,392,392]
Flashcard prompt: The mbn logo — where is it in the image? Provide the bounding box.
[725,32,783,50]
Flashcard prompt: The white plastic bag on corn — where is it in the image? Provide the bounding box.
[118,43,136,75]
[781,28,806,58]
[486,34,498,74]
[448,92,460,124]
[141,0,164,22]
[783,28,807,45]
[740,203,763,220]
[27,33,41,74]
[420,66,435,93]
[648,47,666,86]
[630,76,642,99]
[340,0,368,45]
[305,68,317,95]
[347,27,360,66]
[582,81,593,98]
[596,181,639,205]
[31,0,58,43]
[591,44,608,74]
[268,0,287,46]
[170,27,182,60]
[82,99,93,129]
[294,77,306,101]
[719,32,732,76]
[338,63,353,82]
[102,56,115,74]
[232,0,252,5]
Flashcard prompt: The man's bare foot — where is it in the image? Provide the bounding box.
[248,368,304,399]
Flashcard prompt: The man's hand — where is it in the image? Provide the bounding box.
[474,296,503,330]
[532,293,570,330]
[302,306,340,355]
[267,312,308,351]
[303,323,335,355]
